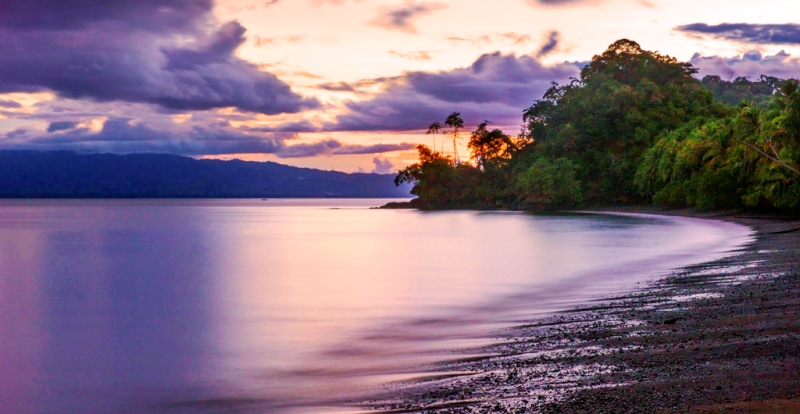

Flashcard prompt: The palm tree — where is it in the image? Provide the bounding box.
[734,101,799,176]
[426,121,442,153]
[444,112,464,163]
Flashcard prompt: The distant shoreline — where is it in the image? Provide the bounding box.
[352,209,800,412]
[0,150,412,199]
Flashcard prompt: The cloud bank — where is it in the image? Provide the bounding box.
[330,53,581,131]
[677,23,800,45]
[4,115,413,158]
[690,50,800,80]
[0,0,318,115]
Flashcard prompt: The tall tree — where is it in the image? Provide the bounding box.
[445,112,464,163]
[468,120,514,170]
[426,121,442,153]
[733,99,800,176]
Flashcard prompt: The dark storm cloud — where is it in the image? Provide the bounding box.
[0,1,318,115]
[0,0,211,31]
[47,121,79,133]
[677,23,800,45]
[369,2,447,33]
[690,50,800,80]
[330,53,581,131]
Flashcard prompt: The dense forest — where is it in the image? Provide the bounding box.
[394,39,800,212]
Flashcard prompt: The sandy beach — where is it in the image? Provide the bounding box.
[353,211,800,413]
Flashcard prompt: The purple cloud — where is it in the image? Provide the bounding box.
[47,121,79,133]
[536,31,560,58]
[273,140,414,158]
[0,99,22,109]
[371,157,396,174]
[272,139,342,158]
[7,116,413,158]
[690,50,800,80]
[0,1,318,114]
[330,52,581,131]
[243,120,321,133]
[317,82,357,92]
[331,143,416,155]
[0,0,211,31]
[370,2,447,33]
[677,23,800,45]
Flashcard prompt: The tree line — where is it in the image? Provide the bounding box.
[395,39,800,212]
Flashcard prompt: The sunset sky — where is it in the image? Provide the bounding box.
[2,0,800,173]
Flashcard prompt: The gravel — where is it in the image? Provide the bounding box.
[353,212,800,414]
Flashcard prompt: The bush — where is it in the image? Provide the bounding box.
[515,157,583,211]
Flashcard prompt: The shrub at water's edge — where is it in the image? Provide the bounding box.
[389,39,800,212]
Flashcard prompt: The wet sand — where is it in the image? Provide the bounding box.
[352,211,800,413]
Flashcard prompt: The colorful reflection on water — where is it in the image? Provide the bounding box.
[0,199,752,412]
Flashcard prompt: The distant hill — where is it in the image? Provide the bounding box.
[0,151,411,198]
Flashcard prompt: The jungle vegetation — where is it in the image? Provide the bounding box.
[394,39,800,212]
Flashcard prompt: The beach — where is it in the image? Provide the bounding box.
[354,211,800,413]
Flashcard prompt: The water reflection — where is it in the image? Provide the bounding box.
[0,202,218,413]
[0,200,753,413]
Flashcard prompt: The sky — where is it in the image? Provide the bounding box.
[2,0,800,173]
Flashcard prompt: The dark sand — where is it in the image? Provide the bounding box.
[353,211,800,413]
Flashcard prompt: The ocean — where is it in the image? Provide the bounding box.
[0,199,752,413]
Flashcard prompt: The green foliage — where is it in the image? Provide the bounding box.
[396,39,800,213]
[635,117,743,209]
[634,84,800,211]
[701,74,780,107]
[523,39,714,204]
[395,144,500,209]
[515,157,582,211]
[468,121,515,171]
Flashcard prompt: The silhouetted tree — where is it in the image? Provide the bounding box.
[426,121,442,153]
[444,112,464,163]
[468,121,514,171]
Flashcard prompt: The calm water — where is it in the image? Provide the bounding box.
[0,199,752,413]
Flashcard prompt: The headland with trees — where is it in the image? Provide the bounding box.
[391,39,800,212]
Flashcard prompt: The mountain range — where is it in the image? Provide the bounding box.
[0,151,411,198]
